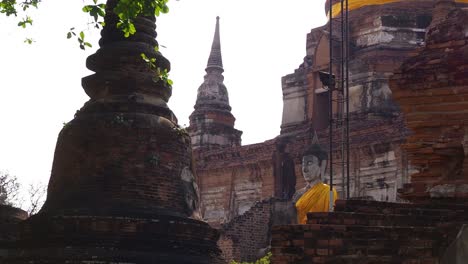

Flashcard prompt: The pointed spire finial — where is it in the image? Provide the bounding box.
[312,131,319,145]
[206,16,223,72]
[304,131,328,161]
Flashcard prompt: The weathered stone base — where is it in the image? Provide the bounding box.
[3,214,223,264]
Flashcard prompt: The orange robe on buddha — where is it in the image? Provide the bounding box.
[295,182,338,224]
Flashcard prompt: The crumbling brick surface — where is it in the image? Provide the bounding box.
[391,2,468,200]
[218,199,274,262]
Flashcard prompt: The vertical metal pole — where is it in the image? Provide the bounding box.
[345,0,351,199]
[329,0,334,211]
[340,0,346,199]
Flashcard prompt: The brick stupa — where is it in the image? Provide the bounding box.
[188,17,242,150]
[3,1,222,263]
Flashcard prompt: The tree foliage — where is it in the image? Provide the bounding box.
[1,0,171,47]
[0,171,47,214]
[114,0,169,37]
[0,171,21,207]
[2,0,174,84]
[26,182,46,215]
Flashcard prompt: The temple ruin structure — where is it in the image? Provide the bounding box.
[0,1,222,263]
[271,0,468,262]
[190,0,468,262]
[1,0,468,263]
[195,0,437,227]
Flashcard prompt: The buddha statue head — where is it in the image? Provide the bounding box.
[302,134,328,186]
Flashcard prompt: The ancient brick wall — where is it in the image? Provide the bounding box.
[217,198,296,263]
[195,117,412,260]
[218,199,274,262]
[391,1,468,200]
[195,114,411,225]
[282,1,437,135]
[194,0,468,228]
[195,1,446,229]
[271,3,468,263]
[194,141,276,225]
[193,5,468,264]
[284,114,410,200]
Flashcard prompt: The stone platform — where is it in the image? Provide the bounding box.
[4,214,221,263]
[271,199,468,263]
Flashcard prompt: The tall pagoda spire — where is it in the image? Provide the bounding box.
[189,17,242,150]
[206,16,223,71]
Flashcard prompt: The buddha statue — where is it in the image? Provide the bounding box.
[292,134,338,224]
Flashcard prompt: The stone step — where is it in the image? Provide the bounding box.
[299,224,442,241]
[306,212,449,227]
[337,198,468,210]
[334,200,465,219]
[272,225,443,250]
[323,255,439,264]
[307,238,437,257]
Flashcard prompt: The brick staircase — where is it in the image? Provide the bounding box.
[271,199,468,264]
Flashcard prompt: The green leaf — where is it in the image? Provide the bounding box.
[82,6,92,12]
[79,31,85,40]
[67,32,72,39]
[126,23,136,37]
[140,53,149,61]
[17,16,33,28]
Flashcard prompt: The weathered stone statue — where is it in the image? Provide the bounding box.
[180,165,202,219]
[273,140,296,199]
[293,134,337,224]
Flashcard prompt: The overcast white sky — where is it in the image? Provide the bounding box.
[0,0,327,197]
